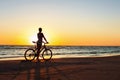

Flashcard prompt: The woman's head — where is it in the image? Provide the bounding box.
[39,28,42,32]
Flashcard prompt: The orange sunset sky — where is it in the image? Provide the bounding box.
[0,0,120,46]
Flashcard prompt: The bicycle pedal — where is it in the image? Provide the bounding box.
[35,54,38,56]
[35,54,38,57]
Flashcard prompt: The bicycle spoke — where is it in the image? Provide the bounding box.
[42,49,52,61]
[24,49,35,61]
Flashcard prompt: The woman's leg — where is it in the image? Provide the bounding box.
[37,43,42,60]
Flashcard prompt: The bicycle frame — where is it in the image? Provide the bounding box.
[33,41,48,54]
[39,43,47,53]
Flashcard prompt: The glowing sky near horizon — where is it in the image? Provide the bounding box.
[0,0,120,45]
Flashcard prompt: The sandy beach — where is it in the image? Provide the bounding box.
[0,56,120,80]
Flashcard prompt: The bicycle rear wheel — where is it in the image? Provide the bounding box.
[24,48,36,61]
[42,49,52,61]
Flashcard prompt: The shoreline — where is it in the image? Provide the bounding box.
[0,55,120,80]
[0,54,120,61]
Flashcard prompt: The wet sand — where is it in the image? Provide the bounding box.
[0,56,120,80]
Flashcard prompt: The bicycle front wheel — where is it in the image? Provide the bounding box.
[24,48,35,61]
[42,49,52,61]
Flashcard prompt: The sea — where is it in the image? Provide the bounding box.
[0,45,120,60]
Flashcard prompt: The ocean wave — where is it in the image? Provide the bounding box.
[0,45,30,49]
[0,46,120,58]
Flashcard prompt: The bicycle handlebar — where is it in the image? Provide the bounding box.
[32,41,36,43]
[32,41,49,44]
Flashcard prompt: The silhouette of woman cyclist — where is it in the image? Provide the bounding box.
[37,28,48,60]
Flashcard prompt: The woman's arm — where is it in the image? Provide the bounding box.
[42,33,48,43]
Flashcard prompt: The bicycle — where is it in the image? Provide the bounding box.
[24,41,52,61]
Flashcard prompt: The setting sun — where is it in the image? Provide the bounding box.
[29,34,38,44]
[28,29,57,45]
